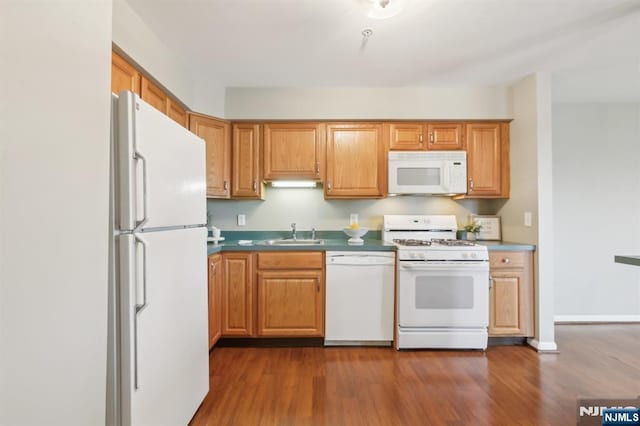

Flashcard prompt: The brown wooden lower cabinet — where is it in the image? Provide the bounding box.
[488,251,534,337]
[256,270,324,337]
[221,252,254,336]
[207,254,222,349]
[219,251,325,338]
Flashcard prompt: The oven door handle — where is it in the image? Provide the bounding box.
[400,261,489,271]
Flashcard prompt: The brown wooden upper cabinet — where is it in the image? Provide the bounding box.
[189,113,231,198]
[167,98,187,127]
[388,122,463,151]
[111,51,140,95]
[232,123,263,199]
[263,123,325,181]
[111,50,190,129]
[140,75,168,115]
[464,122,510,198]
[325,123,387,199]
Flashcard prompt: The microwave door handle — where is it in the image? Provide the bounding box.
[443,163,450,190]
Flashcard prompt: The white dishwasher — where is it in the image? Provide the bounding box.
[325,251,395,346]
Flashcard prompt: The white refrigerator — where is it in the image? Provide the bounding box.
[107,91,209,426]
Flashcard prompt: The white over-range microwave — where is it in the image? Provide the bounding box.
[388,151,467,195]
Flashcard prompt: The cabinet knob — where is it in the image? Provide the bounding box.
[223,180,229,191]
[469,178,474,191]
[429,133,434,143]
[502,258,510,264]
[419,134,424,144]
[315,161,320,176]
[327,181,332,192]
[210,263,216,274]
[253,181,257,192]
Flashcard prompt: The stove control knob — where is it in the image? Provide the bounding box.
[462,252,469,259]
[471,252,478,259]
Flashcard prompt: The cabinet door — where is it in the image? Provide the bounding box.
[208,254,222,349]
[256,270,324,337]
[489,271,526,335]
[325,123,386,198]
[140,76,168,115]
[465,123,503,196]
[221,253,254,336]
[189,114,231,198]
[232,124,263,199]
[111,51,140,95]
[263,123,325,180]
[426,123,463,150]
[167,98,187,128]
[388,123,425,150]
[489,251,534,337]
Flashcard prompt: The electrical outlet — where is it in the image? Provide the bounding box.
[237,214,246,226]
[524,212,532,227]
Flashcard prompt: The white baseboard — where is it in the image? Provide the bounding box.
[554,315,640,323]
[527,338,558,352]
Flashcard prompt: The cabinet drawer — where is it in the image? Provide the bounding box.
[257,252,323,270]
[489,251,527,269]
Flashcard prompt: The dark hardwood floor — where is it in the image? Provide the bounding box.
[190,325,640,425]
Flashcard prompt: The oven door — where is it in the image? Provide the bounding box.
[388,159,450,194]
[398,261,489,328]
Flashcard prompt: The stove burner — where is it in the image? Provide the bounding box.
[430,239,476,247]
[393,239,432,246]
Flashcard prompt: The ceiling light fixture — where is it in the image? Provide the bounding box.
[270,181,317,188]
[365,0,406,20]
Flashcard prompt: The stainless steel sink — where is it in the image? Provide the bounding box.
[260,239,324,246]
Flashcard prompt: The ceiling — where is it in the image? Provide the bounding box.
[126,0,640,99]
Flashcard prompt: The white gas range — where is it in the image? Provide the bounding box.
[383,215,490,350]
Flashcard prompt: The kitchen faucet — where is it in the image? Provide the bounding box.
[291,223,297,240]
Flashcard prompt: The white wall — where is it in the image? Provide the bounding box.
[191,71,226,118]
[112,0,195,108]
[501,73,556,351]
[0,2,111,425]
[225,86,512,120]
[209,188,492,231]
[553,103,640,320]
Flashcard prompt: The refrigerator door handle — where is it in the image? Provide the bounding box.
[133,234,148,390]
[134,150,149,231]
[134,234,148,313]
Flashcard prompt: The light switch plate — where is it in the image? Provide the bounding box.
[524,212,532,227]
[237,214,246,226]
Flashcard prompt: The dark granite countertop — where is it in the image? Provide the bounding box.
[206,231,536,256]
[478,241,536,251]
[207,238,395,255]
[614,256,640,267]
